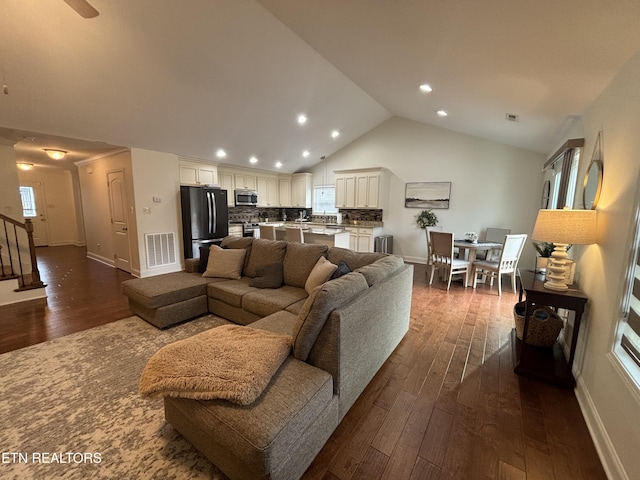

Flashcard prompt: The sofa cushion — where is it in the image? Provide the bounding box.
[293,272,369,361]
[242,286,309,318]
[203,245,246,280]
[354,255,404,286]
[282,242,329,288]
[327,247,386,271]
[249,262,284,289]
[121,272,210,309]
[164,357,335,480]
[249,310,299,336]
[208,278,256,308]
[244,238,287,278]
[305,256,338,294]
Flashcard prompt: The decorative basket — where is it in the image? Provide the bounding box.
[513,303,563,348]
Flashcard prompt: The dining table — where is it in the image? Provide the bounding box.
[454,239,504,286]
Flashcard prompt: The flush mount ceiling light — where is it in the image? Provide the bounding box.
[297,114,307,125]
[44,149,67,160]
[275,161,283,168]
[331,130,340,139]
[419,83,433,93]
[436,110,448,117]
[16,162,34,171]
[302,150,310,158]
[216,149,227,158]
[249,156,258,164]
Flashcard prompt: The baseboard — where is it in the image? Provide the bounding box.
[575,374,628,480]
[86,252,115,267]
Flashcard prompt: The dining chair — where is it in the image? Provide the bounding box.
[425,226,443,278]
[285,226,304,243]
[259,225,276,240]
[472,233,527,295]
[480,227,511,260]
[429,231,470,290]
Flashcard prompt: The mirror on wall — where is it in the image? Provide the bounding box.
[583,159,603,209]
[582,131,603,210]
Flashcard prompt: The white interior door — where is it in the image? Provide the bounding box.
[19,182,49,246]
[107,170,131,273]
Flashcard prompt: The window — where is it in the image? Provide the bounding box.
[615,190,640,386]
[19,186,36,217]
[313,186,337,214]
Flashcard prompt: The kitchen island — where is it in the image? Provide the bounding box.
[267,224,350,248]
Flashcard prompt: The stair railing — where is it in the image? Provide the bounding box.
[0,214,45,291]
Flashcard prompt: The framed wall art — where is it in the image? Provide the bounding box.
[405,182,451,209]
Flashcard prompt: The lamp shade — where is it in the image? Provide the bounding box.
[532,208,597,245]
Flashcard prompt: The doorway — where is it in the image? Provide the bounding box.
[107,169,131,273]
[19,182,49,246]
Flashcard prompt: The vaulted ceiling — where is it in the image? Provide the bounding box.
[2,0,640,172]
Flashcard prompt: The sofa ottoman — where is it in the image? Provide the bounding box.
[121,271,218,328]
[164,356,338,480]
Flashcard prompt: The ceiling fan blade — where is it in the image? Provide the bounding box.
[62,0,99,19]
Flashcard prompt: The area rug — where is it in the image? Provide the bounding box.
[0,315,232,479]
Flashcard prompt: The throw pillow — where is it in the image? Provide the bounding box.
[250,262,284,289]
[304,256,338,294]
[202,245,246,279]
[330,259,351,280]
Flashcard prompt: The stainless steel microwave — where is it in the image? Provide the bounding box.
[234,189,258,206]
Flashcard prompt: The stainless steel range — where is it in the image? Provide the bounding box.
[242,223,259,237]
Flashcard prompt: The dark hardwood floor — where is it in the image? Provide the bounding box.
[0,251,606,479]
[0,245,134,354]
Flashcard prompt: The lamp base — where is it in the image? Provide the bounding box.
[543,243,570,291]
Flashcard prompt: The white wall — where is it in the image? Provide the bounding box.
[77,150,139,270]
[566,48,640,480]
[17,168,82,246]
[312,116,545,268]
[0,144,23,220]
[130,148,182,277]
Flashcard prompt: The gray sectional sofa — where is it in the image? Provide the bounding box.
[122,236,413,480]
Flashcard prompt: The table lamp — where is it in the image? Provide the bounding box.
[531,207,597,291]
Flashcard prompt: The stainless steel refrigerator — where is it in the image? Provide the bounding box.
[180,186,229,258]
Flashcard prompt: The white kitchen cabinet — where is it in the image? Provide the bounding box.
[228,225,243,237]
[335,175,356,208]
[235,173,257,190]
[334,168,387,209]
[179,160,218,186]
[344,226,383,252]
[218,170,235,206]
[291,173,312,208]
[257,176,279,207]
[278,178,291,207]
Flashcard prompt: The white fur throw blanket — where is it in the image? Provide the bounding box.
[139,325,292,405]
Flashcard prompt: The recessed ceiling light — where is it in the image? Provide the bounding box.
[216,149,227,158]
[297,114,307,125]
[249,156,258,164]
[331,130,340,139]
[302,150,310,158]
[436,110,448,117]
[275,161,283,168]
[419,83,433,93]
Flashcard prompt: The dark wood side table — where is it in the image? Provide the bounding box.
[512,269,589,388]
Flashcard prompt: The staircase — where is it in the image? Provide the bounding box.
[0,214,47,306]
